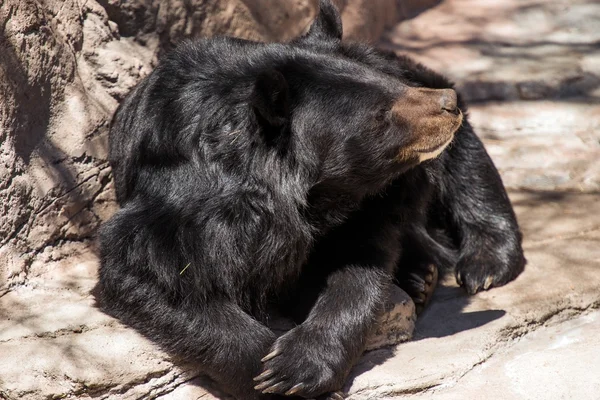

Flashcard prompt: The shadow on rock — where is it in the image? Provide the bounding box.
[413,283,505,340]
[346,281,505,389]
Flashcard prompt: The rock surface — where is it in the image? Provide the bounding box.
[2,0,600,399]
[381,0,600,103]
[394,310,600,400]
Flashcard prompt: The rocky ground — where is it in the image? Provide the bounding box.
[2,0,600,399]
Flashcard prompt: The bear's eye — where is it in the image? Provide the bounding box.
[375,108,389,123]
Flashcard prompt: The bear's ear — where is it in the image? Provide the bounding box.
[251,69,290,131]
[302,0,343,45]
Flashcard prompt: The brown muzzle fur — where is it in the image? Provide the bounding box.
[392,87,463,163]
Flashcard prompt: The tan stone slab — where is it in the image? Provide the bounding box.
[0,326,172,400]
[381,0,600,102]
[510,191,600,243]
[467,101,600,191]
[389,310,600,400]
[155,377,227,400]
[469,101,600,140]
[0,287,112,342]
[27,250,102,294]
[347,314,510,398]
[0,249,113,342]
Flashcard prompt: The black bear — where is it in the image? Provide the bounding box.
[97,1,525,399]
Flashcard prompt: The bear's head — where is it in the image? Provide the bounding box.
[245,0,464,198]
[109,0,462,215]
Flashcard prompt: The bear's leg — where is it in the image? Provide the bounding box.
[99,278,276,400]
[381,51,525,294]
[254,266,391,398]
[432,121,526,294]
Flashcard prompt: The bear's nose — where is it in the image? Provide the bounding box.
[440,89,457,113]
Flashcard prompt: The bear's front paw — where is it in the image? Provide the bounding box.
[456,251,525,295]
[254,325,348,398]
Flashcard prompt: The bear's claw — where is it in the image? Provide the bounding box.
[254,377,280,391]
[261,349,281,362]
[253,369,274,381]
[285,383,307,396]
[324,391,345,400]
[263,381,289,394]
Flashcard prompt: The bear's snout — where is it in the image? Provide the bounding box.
[392,87,463,163]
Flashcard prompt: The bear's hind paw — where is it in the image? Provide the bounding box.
[399,263,439,315]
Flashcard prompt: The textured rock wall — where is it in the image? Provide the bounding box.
[0,0,432,293]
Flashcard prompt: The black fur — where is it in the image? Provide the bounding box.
[98,1,525,398]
